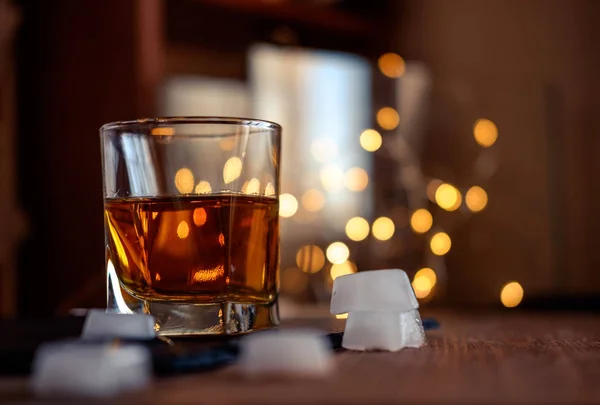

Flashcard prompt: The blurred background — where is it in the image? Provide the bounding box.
[1,0,600,318]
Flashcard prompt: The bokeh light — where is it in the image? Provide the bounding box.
[335,313,348,319]
[430,232,451,256]
[410,209,433,234]
[344,167,369,191]
[195,180,212,194]
[326,242,350,264]
[473,118,498,147]
[301,189,325,212]
[265,182,276,196]
[320,164,345,192]
[174,168,195,194]
[345,217,370,241]
[376,107,400,131]
[296,245,325,274]
[372,217,395,241]
[378,53,406,78]
[426,179,443,202]
[466,186,488,212]
[415,267,437,287]
[223,156,243,184]
[412,275,432,299]
[244,178,261,195]
[177,221,190,239]
[435,183,462,211]
[279,193,298,217]
[500,281,524,308]
[219,138,236,151]
[311,138,338,163]
[330,260,357,280]
[359,129,382,152]
[193,208,207,227]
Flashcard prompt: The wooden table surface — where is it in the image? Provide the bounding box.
[2,311,600,404]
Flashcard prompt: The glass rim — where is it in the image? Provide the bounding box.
[100,116,282,132]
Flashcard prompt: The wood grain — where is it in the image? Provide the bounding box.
[2,312,600,404]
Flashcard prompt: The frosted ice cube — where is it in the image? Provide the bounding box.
[239,330,334,377]
[341,309,426,351]
[81,310,156,340]
[31,342,151,397]
[330,269,419,314]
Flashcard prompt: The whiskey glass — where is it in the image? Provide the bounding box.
[100,117,281,335]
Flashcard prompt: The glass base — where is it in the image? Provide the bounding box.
[107,271,280,336]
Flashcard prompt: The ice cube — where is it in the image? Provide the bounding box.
[31,342,151,397]
[341,309,426,351]
[239,330,334,377]
[330,269,419,314]
[81,310,156,340]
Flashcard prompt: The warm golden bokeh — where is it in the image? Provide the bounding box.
[344,167,369,191]
[176,220,190,239]
[192,207,207,227]
[376,107,400,131]
[426,179,443,202]
[378,52,406,78]
[372,216,395,241]
[295,245,326,274]
[345,216,370,241]
[330,260,357,280]
[466,186,488,212]
[359,129,382,152]
[412,275,433,299]
[194,180,212,194]
[326,242,350,264]
[301,189,325,212]
[320,164,345,192]
[415,267,437,287]
[430,232,452,255]
[500,281,524,308]
[264,182,276,196]
[219,138,236,151]
[410,208,433,234]
[435,183,462,211]
[473,118,498,147]
[279,193,298,217]
[174,168,195,194]
[244,178,261,195]
[223,156,243,184]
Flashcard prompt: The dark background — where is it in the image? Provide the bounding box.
[2,0,600,317]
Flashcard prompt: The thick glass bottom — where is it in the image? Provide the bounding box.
[107,270,279,336]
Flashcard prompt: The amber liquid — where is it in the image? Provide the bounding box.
[104,194,279,303]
